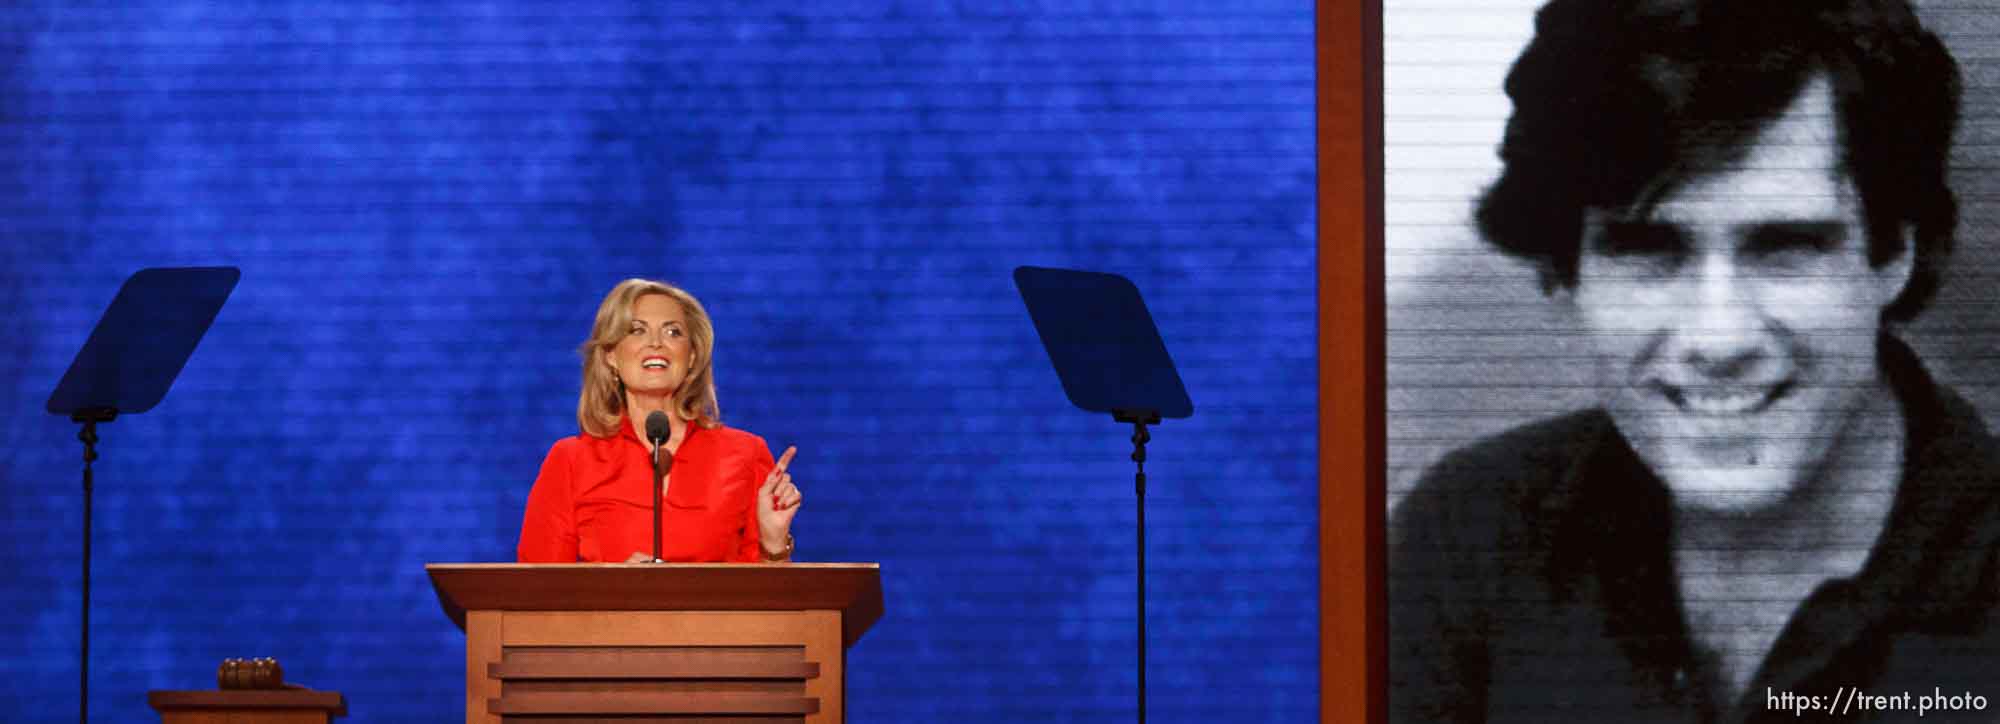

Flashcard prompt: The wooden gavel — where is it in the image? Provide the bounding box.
[216,658,286,690]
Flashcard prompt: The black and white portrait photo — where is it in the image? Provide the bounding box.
[1388,0,2000,721]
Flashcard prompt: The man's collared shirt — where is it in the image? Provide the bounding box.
[1391,337,2000,723]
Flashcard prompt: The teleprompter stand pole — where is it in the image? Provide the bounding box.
[1114,408,1160,724]
[72,407,115,724]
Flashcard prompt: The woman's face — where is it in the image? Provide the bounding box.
[605,294,694,397]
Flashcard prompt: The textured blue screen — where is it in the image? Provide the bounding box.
[0,2,1315,721]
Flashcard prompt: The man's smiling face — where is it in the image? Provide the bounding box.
[1572,76,1913,512]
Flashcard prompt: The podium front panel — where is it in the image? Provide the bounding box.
[466,610,843,724]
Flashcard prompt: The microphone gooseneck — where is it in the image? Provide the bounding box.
[644,411,672,562]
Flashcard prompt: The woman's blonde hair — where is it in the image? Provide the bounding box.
[576,278,721,437]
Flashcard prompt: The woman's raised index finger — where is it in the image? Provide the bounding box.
[773,445,797,473]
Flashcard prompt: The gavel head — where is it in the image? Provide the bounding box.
[217,657,284,689]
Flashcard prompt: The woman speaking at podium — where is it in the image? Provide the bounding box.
[517,279,802,563]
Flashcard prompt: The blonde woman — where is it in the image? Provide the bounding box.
[518,279,801,563]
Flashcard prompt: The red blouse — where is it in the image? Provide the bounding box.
[516,416,775,563]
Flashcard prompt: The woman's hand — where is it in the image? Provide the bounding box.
[624,551,654,563]
[757,446,802,557]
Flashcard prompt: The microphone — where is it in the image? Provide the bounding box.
[645,411,671,449]
[645,411,672,563]
[644,410,675,476]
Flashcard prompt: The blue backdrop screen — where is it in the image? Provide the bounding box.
[0,2,1315,720]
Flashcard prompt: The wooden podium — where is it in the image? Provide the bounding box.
[427,563,882,724]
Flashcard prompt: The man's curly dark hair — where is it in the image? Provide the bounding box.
[1475,0,1961,321]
